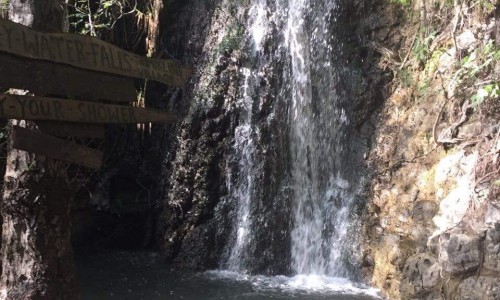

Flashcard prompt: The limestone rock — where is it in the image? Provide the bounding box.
[413,200,438,223]
[431,152,478,237]
[457,121,482,140]
[484,224,500,272]
[485,203,500,225]
[400,254,442,298]
[456,30,477,50]
[438,48,455,73]
[441,234,481,275]
[454,276,500,300]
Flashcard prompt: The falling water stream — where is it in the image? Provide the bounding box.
[287,0,353,277]
[216,0,378,297]
[228,0,355,277]
[224,0,266,273]
[78,0,381,298]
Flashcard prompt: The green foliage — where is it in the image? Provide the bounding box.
[432,0,453,10]
[397,68,414,88]
[478,0,496,15]
[413,30,437,65]
[68,0,145,37]
[417,79,430,97]
[460,41,499,79]
[449,40,500,108]
[0,0,8,18]
[218,24,244,53]
[471,83,499,107]
[389,0,410,6]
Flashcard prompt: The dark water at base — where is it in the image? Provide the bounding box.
[76,251,381,300]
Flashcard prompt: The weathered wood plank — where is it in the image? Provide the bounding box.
[0,18,192,86]
[37,121,105,139]
[0,52,135,102]
[0,94,179,123]
[12,125,103,169]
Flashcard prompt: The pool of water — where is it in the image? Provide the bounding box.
[76,251,381,300]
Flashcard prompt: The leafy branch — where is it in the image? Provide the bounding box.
[66,0,143,37]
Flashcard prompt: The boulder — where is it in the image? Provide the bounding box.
[400,254,442,298]
[431,152,477,237]
[454,276,500,300]
[485,203,500,225]
[456,30,477,50]
[483,224,500,272]
[441,234,481,275]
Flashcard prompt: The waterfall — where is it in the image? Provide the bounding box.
[285,0,354,277]
[225,66,258,272]
[224,0,361,280]
[224,0,268,273]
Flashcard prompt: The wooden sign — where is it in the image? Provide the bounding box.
[0,94,178,123]
[0,18,192,86]
[12,125,103,169]
[0,52,135,102]
[37,121,105,139]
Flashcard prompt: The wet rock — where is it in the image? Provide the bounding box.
[484,224,500,272]
[454,276,500,300]
[361,249,375,267]
[441,234,481,275]
[400,254,442,298]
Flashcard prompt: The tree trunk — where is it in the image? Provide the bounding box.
[0,1,78,299]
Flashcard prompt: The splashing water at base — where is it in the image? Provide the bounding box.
[207,270,382,299]
[77,251,382,300]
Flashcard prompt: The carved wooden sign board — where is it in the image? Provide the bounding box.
[0,18,192,86]
[0,18,192,169]
[0,94,178,124]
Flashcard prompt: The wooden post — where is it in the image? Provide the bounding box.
[0,1,79,299]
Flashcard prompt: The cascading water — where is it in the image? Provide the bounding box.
[223,0,268,273]
[225,67,258,272]
[220,0,378,296]
[286,0,355,277]
[77,0,381,298]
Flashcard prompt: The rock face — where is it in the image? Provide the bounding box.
[156,0,387,275]
[149,0,499,298]
[484,224,500,273]
[400,254,441,298]
[157,0,296,273]
[441,234,481,275]
[359,0,500,299]
[159,0,245,270]
[455,276,500,300]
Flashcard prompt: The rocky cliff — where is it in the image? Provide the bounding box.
[359,1,500,299]
[112,0,499,298]
[157,0,387,274]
